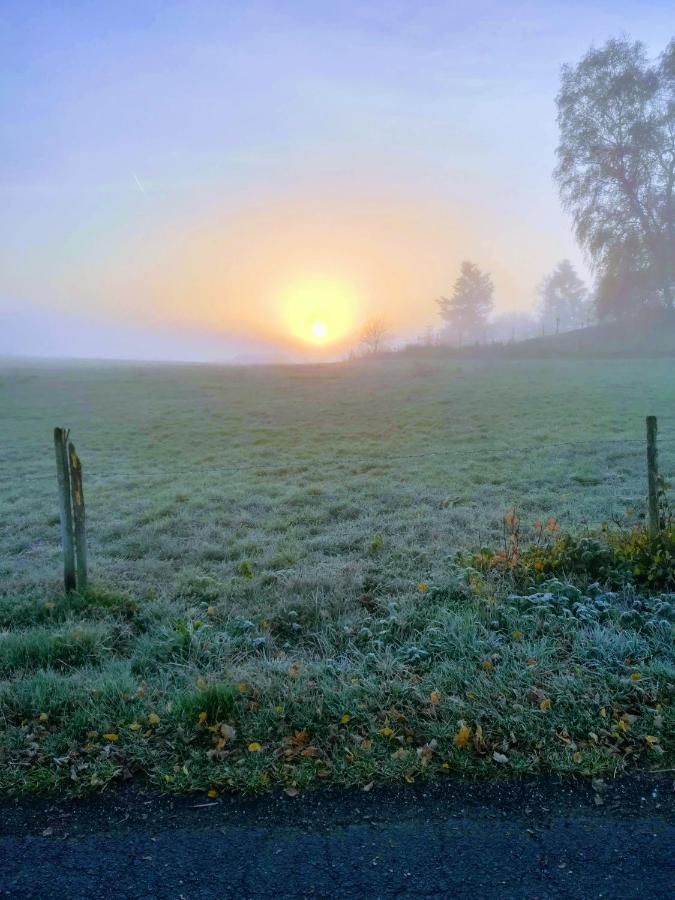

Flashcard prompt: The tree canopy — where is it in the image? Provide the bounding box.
[555,38,675,317]
[437,261,494,345]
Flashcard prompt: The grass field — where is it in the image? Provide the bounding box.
[0,356,673,794]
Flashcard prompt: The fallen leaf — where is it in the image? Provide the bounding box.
[207,788,218,798]
[340,713,351,724]
[492,752,509,764]
[103,733,119,742]
[454,724,472,748]
[247,741,262,752]
[429,690,442,705]
[148,713,160,726]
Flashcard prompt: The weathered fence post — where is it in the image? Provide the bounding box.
[54,428,88,592]
[68,441,88,591]
[54,427,76,591]
[646,415,659,537]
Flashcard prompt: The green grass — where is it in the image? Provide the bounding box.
[0,356,673,795]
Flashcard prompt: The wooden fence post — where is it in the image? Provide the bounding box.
[68,442,88,591]
[646,416,659,537]
[54,427,76,592]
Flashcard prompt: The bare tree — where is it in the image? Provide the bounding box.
[359,318,388,356]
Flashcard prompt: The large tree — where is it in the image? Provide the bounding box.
[538,260,590,332]
[555,38,675,317]
[437,261,494,345]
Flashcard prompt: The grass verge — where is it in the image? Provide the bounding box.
[1,523,672,798]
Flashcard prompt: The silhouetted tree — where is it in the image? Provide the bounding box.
[359,318,388,355]
[437,261,494,345]
[555,38,675,317]
[538,260,590,332]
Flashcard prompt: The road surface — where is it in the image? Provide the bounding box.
[1,775,673,898]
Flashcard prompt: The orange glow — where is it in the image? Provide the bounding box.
[280,277,359,346]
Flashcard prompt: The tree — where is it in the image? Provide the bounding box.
[359,318,388,355]
[437,261,494,345]
[538,260,590,332]
[555,38,675,318]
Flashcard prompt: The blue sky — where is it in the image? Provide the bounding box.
[1,1,672,359]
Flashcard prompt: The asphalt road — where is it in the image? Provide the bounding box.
[1,776,673,899]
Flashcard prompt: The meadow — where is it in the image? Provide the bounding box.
[0,356,673,794]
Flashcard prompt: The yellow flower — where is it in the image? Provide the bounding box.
[198,711,207,724]
[207,788,218,798]
[540,698,551,711]
[340,713,351,724]
[511,630,523,641]
[38,712,48,723]
[418,582,428,592]
[248,741,262,752]
[380,727,394,737]
[481,659,493,672]
[44,601,55,610]
[207,606,215,617]
[148,712,160,726]
[630,672,641,681]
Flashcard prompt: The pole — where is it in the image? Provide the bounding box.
[646,416,659,537]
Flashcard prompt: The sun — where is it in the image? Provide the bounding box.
[280,277,358,346]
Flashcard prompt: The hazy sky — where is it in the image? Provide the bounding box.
[1,1,672,360]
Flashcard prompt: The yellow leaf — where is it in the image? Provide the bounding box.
[404,773,415,783]
[207,788,218,798]
[454,724,472,748]
[198,711,207,724]
[103,733,119,742]
[38,712,48,723]
[599,707,607,718]
[148,713,160,726]
[511,630,523,641]
[526,658,537,666]
[466,691,476,700]
[380,727,394,737]
[274,705,283,715]
[540,698,551,711]
[430,690,441,705]
[645,735,659,747]
[340,713,351,724]
[630,672,641,681]
[248,741,262,752]
[129,723,141,731]
[441,761,450,769]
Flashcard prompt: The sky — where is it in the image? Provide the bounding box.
[1,1,672,361]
